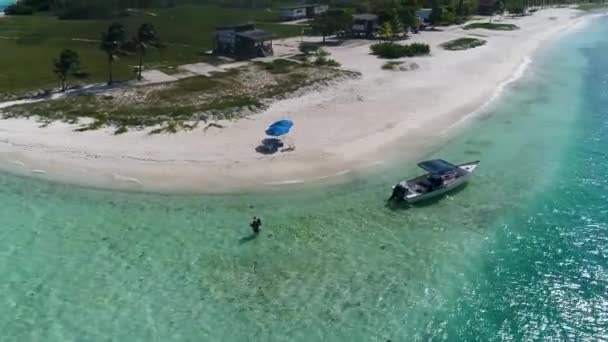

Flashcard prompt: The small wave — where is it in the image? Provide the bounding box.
[441,56,532,134]
[264,179,305,185]
[10,160,25,167]
[363,160,385,167]
[334,169,352,176]
[112,174,143,185]
[30,169,47,174]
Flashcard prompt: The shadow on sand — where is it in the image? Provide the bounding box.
[255,138,284,155]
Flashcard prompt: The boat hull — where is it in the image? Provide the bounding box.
[405,173,471,204]
[390,160,480,204]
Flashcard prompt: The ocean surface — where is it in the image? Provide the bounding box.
[0,0,13,11]
[2,15,608,341]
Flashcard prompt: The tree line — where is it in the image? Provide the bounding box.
[308,0,604,42]
[5,0,323,17]
[6,0,605,18]
[5,0,182,18]
[54,23,162,91]
[309,0,466,43]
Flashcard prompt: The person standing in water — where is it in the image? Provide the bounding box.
[250,217,262,235]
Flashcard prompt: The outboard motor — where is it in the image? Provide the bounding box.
[389,184,407,201]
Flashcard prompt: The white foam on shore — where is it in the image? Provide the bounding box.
[440,56,533,135]
[440,13,600,137]
[112,174,144,185]
[263,179,305,185]
[334,169,352,176]
[264,167,355,186]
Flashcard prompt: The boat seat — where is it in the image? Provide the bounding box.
[415,180,431,193]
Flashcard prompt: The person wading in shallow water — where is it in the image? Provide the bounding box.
[250,217,262,235]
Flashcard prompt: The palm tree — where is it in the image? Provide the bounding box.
[134,23,161,81]
[53,49,81,92]
[100,23,127,85]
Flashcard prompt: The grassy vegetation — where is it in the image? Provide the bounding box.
[0,5,301,97]
[576,2,608,11]
[256,59,299,74]
[380,61,419,71]
[381,61,403,70]
[370,42,431,59]
[440,37,487,50]
[4,60,357,134]
[463,22,520,31]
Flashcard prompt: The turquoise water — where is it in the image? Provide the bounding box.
[0,0,14,11]
[2,17,608,341]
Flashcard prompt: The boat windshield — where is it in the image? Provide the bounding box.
[418,159,457,175]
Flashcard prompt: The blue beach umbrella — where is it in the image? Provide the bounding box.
[265,120,294,137]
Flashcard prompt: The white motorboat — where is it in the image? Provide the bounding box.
[389,159,480,204]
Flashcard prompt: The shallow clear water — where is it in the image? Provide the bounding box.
[2,17,608,341]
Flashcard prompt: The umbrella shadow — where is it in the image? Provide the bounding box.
[255,138,284,155]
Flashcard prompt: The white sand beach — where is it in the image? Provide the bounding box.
[0,8,596,193]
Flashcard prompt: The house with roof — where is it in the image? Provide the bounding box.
[416,8,433,24]
[478,0,498,15]
[352,14,378,38]
[213,23,275,59]
[279,4,329,21]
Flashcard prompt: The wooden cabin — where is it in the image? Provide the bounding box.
[352,14,379,38]
[213,24,275,60]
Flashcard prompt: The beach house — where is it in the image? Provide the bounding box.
[416,8,433,24]
[279,4,329,21]
[478,0,498,15]
[352,14,378,38]
[213,24,275,59]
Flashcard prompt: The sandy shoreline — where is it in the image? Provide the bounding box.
[0,8,597,193]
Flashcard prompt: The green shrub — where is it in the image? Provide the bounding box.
[508,6,525,16]
[382,61,403,70]
[577,3,608,11]
[259,59,298,74]
[440,37,487,50]
[4,4,35,15]
[463,23,519,31]
[315,56,341,67]
[317,49,330,57]
[370,42,431,59]
[299,42,321,55]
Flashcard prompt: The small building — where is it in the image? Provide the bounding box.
[352,14,378,38]
[478,0,497,15]
[280,4,329,21]
[416,8,433,24]
[213,24,275,60]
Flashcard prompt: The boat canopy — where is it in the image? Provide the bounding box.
[418,159,458,175]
